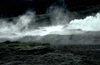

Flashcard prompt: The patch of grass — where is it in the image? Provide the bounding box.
[0,41,55,51]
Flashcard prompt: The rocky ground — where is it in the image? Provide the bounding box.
[0,41,100,65]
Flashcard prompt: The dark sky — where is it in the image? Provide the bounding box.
[0,0,100,17]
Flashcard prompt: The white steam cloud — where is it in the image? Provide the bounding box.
[0,8,100,42]
[67,13,100,31]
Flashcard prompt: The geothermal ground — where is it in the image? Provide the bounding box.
[0,41,100,65]
[0,3,100,65]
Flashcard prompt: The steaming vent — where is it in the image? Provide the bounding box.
[0,7,100,44]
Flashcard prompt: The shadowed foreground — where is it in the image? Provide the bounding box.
[0,41,100,65]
